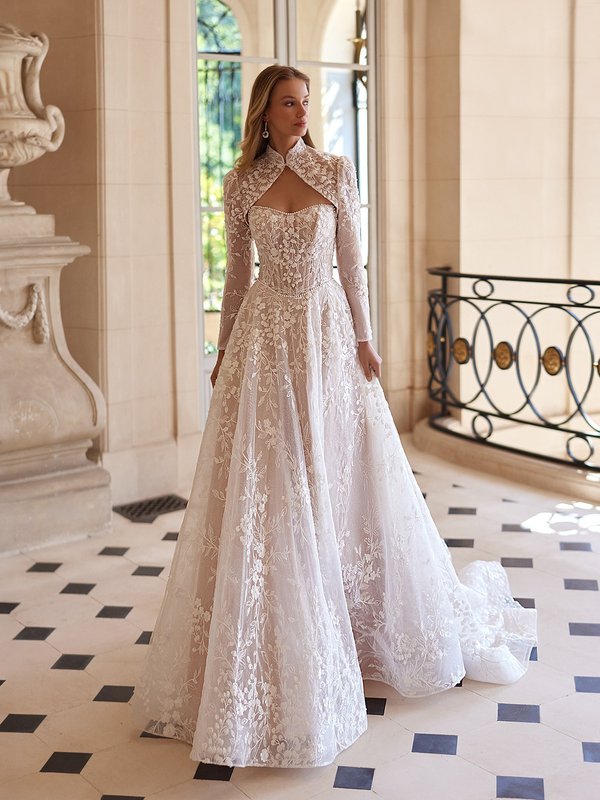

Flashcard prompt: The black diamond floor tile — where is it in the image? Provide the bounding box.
[0,602,19,614]
[564,578,598,591]
[501,557,533,568]
[61,582,96,594]
[98,546,129,556]
[96,605,132,619]
[574,676,600,693]
[101,796,145,800]
[448,507,477,515]
[582,742,600,763]
[497,703,540,723]
[194,762,234,781]
[132,566,164,577]
[162,531,178,541]
[40,751,93,774]
[560,542,591,551]
[0,680,4,687]
[333,765,375,790]
[52,654,95,670]
[94,685,135,703]
[502,523,530,532]
[444,538,474,548]
[27,562,61,572]
[365,696,386,715]
[0,713,46,733]
[514,597,536,609]
[530,647,538,661]
[412,732,457,755]
[136,631,152,645]
[569,623,600,637]
[496,775,544,799]
[14,626,55,641]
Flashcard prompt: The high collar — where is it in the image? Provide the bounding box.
[262,136,307,168]
[236,135,337,212]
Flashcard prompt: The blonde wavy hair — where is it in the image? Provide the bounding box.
[234,65,316,171]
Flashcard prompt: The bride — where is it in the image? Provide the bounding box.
[130,64,537,769]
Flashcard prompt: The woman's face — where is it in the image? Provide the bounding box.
[264,78,309,139]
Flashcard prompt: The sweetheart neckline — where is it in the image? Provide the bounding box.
[250,203,336,215]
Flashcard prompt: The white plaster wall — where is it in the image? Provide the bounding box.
[99,0,202,502]
[458,0,600,431]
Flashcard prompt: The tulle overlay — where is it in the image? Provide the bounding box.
[130,201,536,768]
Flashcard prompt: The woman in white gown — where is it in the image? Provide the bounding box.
[130,65,537,768]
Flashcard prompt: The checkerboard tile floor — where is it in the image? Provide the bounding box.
[1,435,599,799]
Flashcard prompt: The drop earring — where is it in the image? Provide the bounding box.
[262,120,270,139]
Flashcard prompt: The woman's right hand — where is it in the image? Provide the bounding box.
[210,350,226,388]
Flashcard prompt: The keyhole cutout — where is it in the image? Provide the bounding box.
[253,167,334,213]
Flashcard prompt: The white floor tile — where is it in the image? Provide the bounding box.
[0,773,100,800]
[82,738,197,796]
[230,763,337,800]
[371,753,496,800]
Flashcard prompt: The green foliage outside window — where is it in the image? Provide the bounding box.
[198,0,242,352]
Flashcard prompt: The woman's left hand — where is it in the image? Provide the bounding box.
[357,340,382,381]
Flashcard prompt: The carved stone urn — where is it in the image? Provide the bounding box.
[0,23,65,207]
[0,23,110,553]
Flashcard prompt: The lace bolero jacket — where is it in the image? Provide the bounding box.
[216,136,373,351]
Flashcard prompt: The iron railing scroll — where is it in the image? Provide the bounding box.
[426,267,600,473]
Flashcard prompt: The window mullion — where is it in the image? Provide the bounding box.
[274,0,288,64]
[286,0,297,66]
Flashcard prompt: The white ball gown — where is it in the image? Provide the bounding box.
[130,137,537,768]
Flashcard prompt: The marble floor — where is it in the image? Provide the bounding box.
[1,435,599,800]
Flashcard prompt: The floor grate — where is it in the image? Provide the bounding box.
[113,494,188,523]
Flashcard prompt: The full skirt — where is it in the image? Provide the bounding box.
[130,275,537,767]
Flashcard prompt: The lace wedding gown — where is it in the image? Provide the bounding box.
[130,138,537,768]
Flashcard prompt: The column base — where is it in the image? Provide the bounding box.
[0,463,112,555]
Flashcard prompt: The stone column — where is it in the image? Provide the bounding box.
[0,23,110,554]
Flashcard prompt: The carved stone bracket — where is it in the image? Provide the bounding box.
[0,281,49,342]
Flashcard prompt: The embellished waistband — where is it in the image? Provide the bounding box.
[255,275,336,297]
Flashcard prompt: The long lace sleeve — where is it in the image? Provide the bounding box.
[217,170,254,351]
[335,155,373,343]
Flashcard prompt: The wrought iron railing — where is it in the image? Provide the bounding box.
[426,267,600,472]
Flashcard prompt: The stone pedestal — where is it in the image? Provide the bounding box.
[0,212,111,554]
[0,22,110,554]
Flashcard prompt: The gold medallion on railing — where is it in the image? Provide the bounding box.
[542,346,563,376]
[452,337,470,364]
[427,331,435,356]
[493,341,514,370]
